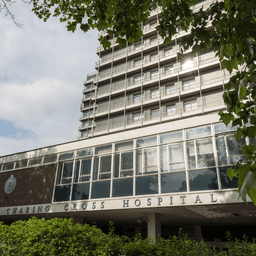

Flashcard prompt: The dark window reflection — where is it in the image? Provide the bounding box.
[189,168,218,191]
[216,136,228,166]
[219,166,238,189]
[161,172,187,193]
[112,178,133,197]
[91,180,110,199]
[136,175,158,195]
[54,185,71,202]
[72,183,90,200]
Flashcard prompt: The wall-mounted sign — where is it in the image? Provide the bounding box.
[0,190,252,216]
[4,175,16,194]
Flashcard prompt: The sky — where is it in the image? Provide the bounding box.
[0,1,99,157]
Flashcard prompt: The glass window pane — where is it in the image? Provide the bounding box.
[121,152,133,170]
[63,162,73,178]
[144,148,158,174]
[186,141,196,169]
[28,157,42,166]
[136,136,157,148]
[196,138,216,168]
[53,185,71,202]
[219,166,238,189]
[189,168,218,191]
[160,146,168,172]
[76,148,92,158]
[136,175,158,195]
[59,152,74,161]
[3,162,14,171]
[214,122,238,133]
[115,140,133,151]
[160,131,183,144]
[92,157,99,180]
[79,176,90,182]
[216,136,228,166]
[99,173,111,180]
[43,155,57,164]
[186,126,211,139]
[114,154,120,178]
[81,159,91,175]
[161,172,187,193]
[74,161,80,183]
[56,163,63,185]
[226,135,247,164]
[136,150,143,175]
[91,181,110,199]
[112,178,133,197]
[169,143,184,163]
[72,183,90,200]
[15,160,28,169]
[100,155,111,173]
[95,144,112,155]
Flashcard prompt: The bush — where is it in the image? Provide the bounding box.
[0,217,255,256]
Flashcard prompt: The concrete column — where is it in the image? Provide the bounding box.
[72,216,84,226]
[147,213,161,243]
[195,225,202,242]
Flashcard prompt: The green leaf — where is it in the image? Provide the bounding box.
[240,85,247,99]
[224,44,233,57]
[220,113,235,126]
[234,128,243,139]
[226,168,237,181]
[246,126,256,138]
[164,37,172,47]
[242,144,256,157]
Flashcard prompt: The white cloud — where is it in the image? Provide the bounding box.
[0,1,99,156]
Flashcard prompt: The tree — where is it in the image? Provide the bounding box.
[31,0,256,205]
[0,0,32,27]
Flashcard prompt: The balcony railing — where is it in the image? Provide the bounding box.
[93,98,225,133]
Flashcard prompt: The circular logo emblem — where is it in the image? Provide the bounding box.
[4,175,16,194]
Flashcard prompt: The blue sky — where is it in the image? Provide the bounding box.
[0,1,99,156]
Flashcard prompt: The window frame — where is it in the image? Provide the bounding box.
[151,88,159,99]
[133,112,144,123]
[182,79,196,90]
[184,99,197,112]
[167,105,176,115]
[151,108,160,119]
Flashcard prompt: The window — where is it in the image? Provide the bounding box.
[165,65,173,75]
[133,113,144,123]
[56,162,73,185]
[164,47,173,57]
[167,106,176,115]
[166,85,175,94]
[134,93,142,103]
[82,121,89,127]
[134,59,142,67]
[186,138,216,169]
[150,53,158,61]
[151,109,160,119]
[83,111,90,118]
[183,79,195,90]
[136,147,158,174]
[184,100,197,111]
[151,70,159,79]
[81,131,88,138]
[150,36,158,44]
[114,151,133,178]
[151,88,159,98]
[135,42,142,50]
[160,143,185,172]
[134,75,144,84]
